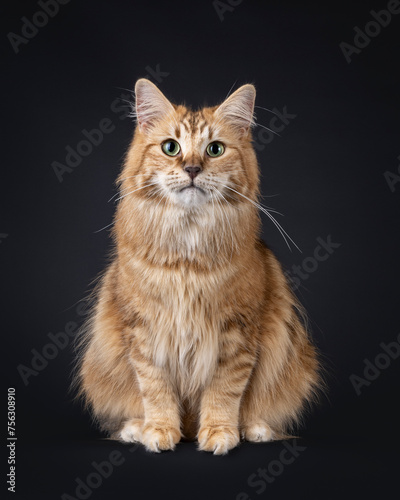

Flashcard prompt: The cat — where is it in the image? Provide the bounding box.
[75,78,321,454]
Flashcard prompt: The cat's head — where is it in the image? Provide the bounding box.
[119,79,259,213]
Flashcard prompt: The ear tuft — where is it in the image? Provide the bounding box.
[215,84,256,136]
[134,79,174,132]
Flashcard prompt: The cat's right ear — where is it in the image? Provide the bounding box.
[134,79,174,133]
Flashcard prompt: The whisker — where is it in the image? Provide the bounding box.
[118,174,152,182]
[224,80,238,101]
[115,86,134,94]
[118,98,133,104]
[110,176,154,202]
[213,182,301,253]
[114,182,158,202]
[255,105,279,116]
[208,171,280,200]
[108,184,141,203]
[93,221,115,234]
[212,188,234,208]
[154,187,168,211]
[211,180,282,215]
[259,193,280,199]
[145,187,164,199]
[93,213,124,234]
[255,122,280,137]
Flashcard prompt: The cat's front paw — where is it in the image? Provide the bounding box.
[141,422,181,453]
[198,425,240,455]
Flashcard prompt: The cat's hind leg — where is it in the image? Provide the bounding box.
[240,322,320,442]
[118,417,144,443]
[241,421,275,442]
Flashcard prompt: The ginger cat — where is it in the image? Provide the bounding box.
[76,79,320,454]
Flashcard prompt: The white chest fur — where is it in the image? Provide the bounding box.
[143,265,220,398]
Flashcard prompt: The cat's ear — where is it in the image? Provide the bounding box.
[215,84,256,136]
[134,79,174,132]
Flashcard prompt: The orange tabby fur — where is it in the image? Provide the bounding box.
[76,79,320,454]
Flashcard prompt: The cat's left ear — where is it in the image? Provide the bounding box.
[135,79,175,132]
[215,84,256,137]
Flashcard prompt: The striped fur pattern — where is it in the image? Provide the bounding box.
[76,79,320,454]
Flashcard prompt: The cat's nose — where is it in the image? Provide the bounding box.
[184,166,201,180]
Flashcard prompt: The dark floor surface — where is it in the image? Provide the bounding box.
[17,434,397,500]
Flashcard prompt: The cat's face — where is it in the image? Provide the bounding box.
[120,79,259,214]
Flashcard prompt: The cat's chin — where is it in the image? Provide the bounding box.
[171,186,209,209]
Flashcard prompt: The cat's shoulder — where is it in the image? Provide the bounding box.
[255,238,272,255]
[255,238,280,266]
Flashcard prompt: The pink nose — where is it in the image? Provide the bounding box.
[184,166,201,180]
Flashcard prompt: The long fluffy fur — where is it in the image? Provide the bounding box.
[75,80,321,454]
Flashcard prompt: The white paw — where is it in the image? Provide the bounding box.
[119,419,143,443]
[244,423,274,442]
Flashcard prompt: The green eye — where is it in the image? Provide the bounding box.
[206,142,225,157]
[162,140,181,156]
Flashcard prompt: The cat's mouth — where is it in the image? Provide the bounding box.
[173,181,209,208]
[179,183,206,195]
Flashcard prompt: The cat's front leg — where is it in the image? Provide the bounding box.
[123,328,181,452]
[198,327,255,455]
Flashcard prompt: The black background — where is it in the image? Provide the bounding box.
[1,0,399,499]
